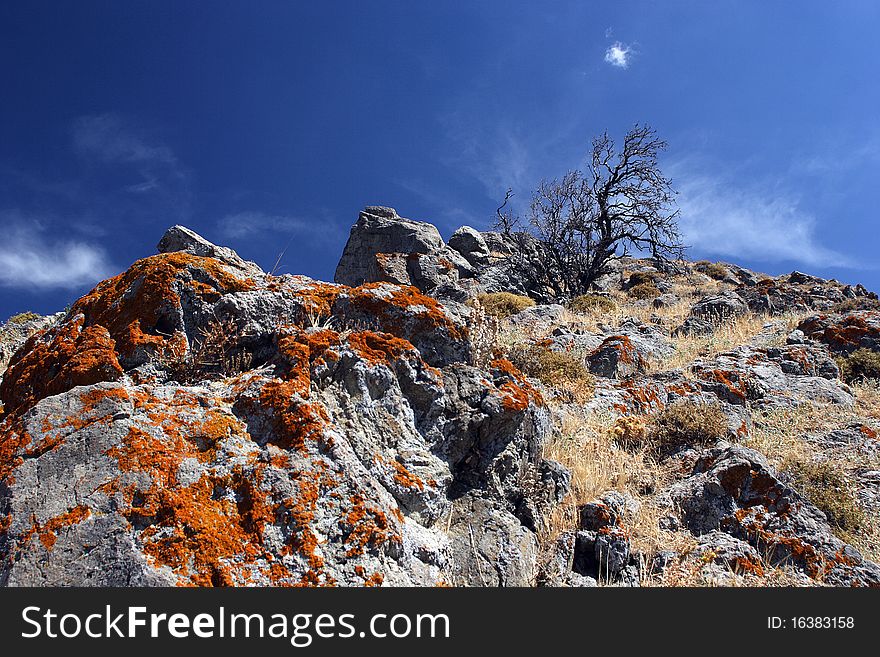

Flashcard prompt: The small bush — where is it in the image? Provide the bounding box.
[476,292,535,319]
[702,262,729,280]
[784,458,863,534]
[830,297,880,313]
[6,311,41,325]
[568,294,616,314]
[627,281,660,300]
[610,415,648,448]
[837,348,880,383]
[651,399,728,452]
[627,271,657,288]
[510,344,593,389]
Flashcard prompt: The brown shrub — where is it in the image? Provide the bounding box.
[568,294,616,314]
[651,399,728,452]
[830,297,880,313]
[510,343,593,391]
[5,311,41,325]
[837,348,880,383]
[702,262,729,280]
[628,281,661,300]
[610,415,648,449]
[475,292,535,319]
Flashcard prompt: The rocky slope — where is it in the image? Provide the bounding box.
[1,207,878,587]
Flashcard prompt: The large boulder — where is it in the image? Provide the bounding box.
[675,291,747,336]
[0,226,564,587]
[668,445,880,586]
[334,207,474,292]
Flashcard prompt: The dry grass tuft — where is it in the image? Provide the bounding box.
[837,348,880,384]
[5,311,41,325]
[568,294,616,315]
[509,344,594,398]
[660,312,798,371]
[474,292,535,319]
[651,399,728,453]
[627,281,660,300]
[782,457,864,537]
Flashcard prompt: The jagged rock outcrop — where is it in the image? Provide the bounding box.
[668,445,880,586]
[798,310,880,354]
[0,225,564,587]
[334,206,475,293]
[0,312,62,385]
[3,208,879,589]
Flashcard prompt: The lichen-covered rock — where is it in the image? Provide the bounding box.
[737,276,877,315]
[0,226,562,587]
[798,310,880,354]
[0,312,63,383]
[668,445,880,586]
[689,344,851,408]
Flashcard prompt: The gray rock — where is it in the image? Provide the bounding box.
[447,226,491,267]
[158,225,263,276]
[668,445,880,586]
[334,207,473,292]
[0,224,562,587]
[675,291,747,336]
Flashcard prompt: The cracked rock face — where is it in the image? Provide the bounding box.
[0,225,564,587]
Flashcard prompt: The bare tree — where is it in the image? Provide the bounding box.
[494,124,684,297]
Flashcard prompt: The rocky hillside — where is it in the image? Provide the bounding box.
[1,207,879,587]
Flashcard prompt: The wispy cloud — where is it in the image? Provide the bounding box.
[439,111,543,205]
[72,114,177,166]
[71,113,191,217]
[0,213,115,290]
[217,210,344,244]
[604,41,633,69]
[674,171,851,268]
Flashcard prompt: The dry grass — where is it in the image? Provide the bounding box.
[627,281,660,300]
[475,291,535,318]
[5,311,41,325]
[854,379,880,420]
[659,311,799,371]
[567,294,616,315]
[745,401,880,562]
[508,343,595,403]
[540,408,695,578]
[781,457,864,536]
[651,399,729,453]
[837,348,880,384]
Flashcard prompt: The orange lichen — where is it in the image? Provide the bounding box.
[77,252,253,356]
[0,317,124,416]
[0,252,255,418]
[390,459,425,491]
[489,357,544,409]
[698,368,748,403]
[342,493,394,558]
[19,504,92,551]
[258,380,332,453]
[348,331,415,367]
[345,283,468,341]
[354,565,385,587]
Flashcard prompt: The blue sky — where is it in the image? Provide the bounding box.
[2,1,879,320]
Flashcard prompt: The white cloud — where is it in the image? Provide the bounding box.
[217,211,338,242]
[0,216,115,290]
[72,114,177,166]
[674,172,850,268]
[604,41,633,69]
